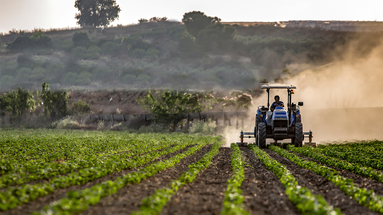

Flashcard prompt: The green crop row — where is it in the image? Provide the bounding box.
[310,146,383,170]
[250,145,341,215]
[0,132,209,176]
[0,136,218,211]
[271,146,383,214]
[33,140,214,215]
[318,141,383,160]
[0,130,141,163]
[132,141,223,215]
[288,146,383,182]
[221,144,249,215]
[0,137,177,189]
[0,131,142,174]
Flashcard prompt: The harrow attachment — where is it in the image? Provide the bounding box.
[236,130,316,147]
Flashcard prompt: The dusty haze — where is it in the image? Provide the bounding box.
[224,36,383,145]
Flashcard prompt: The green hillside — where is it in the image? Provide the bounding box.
[0,14,381,91]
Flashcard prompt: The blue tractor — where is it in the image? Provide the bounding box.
[238,84,314,148]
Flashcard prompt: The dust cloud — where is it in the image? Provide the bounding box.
[223,36,383,145]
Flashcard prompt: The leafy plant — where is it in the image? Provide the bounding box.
[250,145,341,215]
[221,144,249,215]
[0,87,35,122]
[41,82,69,121]
[138,90,205,131]
[271,145,383,214]
[72,100,90,115]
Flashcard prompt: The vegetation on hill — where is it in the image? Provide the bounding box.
[1,11,382,91]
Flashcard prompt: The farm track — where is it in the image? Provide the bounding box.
[240,147,299,215]
[1,144,195,215]
[81,144,213,215]
[161,148,232,215]
[265,149,378,215]
[291,150,383,196]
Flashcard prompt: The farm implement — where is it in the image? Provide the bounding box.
[237,84,316,148]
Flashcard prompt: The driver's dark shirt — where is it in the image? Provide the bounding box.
[271,101,284,110]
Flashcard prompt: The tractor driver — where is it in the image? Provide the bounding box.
[270,95,284,111]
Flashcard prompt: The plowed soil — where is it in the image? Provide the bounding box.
[161,148,232,215]
[2,144,194,215]
[81,144,213,215]
[266,149,378,215]
[291,151,383,196]
[240,147,299,215]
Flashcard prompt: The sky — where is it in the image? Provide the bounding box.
[1,0,383,33]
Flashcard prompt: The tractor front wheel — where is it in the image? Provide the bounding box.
[257,122,266,149]
[294,123,303,147]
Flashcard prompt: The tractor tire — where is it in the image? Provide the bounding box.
[254,126,258,145]
[294,123,303,147]
[257,122,267,149]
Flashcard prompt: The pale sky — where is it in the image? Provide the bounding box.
[1,0,383,33]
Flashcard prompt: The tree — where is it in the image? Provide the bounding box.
[181,11,236,52]
[182,11,220,38]
[0,87,35,123]
[138,90,205,131]
[138,18,148,24]
[41,82,69,121]
[75,0,121,27]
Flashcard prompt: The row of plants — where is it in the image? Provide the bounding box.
[0,131,204,175]
[0,130,139,164]
[0,136,181,189]
[318,141,383,157]
[132,141,223,215]
[288,146,383,182]
[250,145,341,215]
[0,132,142,175]
[271,146,383,214]
[221,144,249,215]
[314,143,383,170]
[0,136,216,211]
[33,140,214,214]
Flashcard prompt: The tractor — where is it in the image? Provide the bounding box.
[238,84,315,148]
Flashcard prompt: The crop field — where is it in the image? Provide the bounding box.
[1,130,383,215]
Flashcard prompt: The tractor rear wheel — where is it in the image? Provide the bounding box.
[254,126,258,145]
[294,123,303,147]
[257,122,266,149]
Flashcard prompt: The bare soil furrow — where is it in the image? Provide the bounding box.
[265,149,378,215]
[240,147,299,215]
[161,148,232,215]
[291,150,383,196]
[81,144,213,215]
[1,144,194,215]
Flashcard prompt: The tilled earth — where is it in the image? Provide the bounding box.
[81,144,213,215]
[266,149,378,215]
[240,147,299,215]
[4,145,383,215]
[291,150,383,196]
[161,148,232,215]
[2,144,194,215]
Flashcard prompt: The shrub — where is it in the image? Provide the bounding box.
[100,41,121,55]
[129,48,146,58]
[72,32,90,47]
[17,54,34,68]
[71,46,87,59]
[72,100,90,114]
